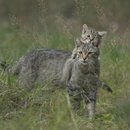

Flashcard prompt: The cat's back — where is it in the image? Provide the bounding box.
[19,48,72,84]
[17,48,71,70]
[24,48,71,63]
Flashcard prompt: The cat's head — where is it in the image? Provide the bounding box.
[75,39,98,64]
[81,24,107,47]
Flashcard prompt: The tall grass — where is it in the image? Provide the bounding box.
[0,25,130,130]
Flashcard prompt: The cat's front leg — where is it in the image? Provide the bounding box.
[84,92,96,119]
[67,83,82,112]
[87,101,96,120]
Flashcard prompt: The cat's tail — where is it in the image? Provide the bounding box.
[100,82,113,93]
[0,61,8,70]
[0,57,24,75]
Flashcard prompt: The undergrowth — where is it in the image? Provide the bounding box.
[0,25,130,130]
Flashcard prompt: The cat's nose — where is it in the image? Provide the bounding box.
[83,57,87,61]
[83,55,88,61]
[87,35,90,38]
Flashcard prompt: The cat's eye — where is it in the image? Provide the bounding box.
[88,52,93,55]
[78,51,82,54]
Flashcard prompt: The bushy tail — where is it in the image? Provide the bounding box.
[101,82,113,93]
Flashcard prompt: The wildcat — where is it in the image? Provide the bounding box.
[69,25,112,93]
[0,42,112,93]
[71,24,107,59]
[0,48,72,90]
[66,42,108,119]
[0,41,112,119]
[71,24,105,82]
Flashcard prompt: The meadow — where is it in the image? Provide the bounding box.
[0,24,130,130]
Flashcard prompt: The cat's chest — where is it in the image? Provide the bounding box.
[70,72,98,91]
[70,63,98,88]
[70,65,88,85]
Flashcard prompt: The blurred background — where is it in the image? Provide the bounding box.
[0,0,130,35]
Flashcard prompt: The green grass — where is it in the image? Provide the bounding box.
[0,25,130,130]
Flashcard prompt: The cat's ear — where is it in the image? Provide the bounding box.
[74,38,82,48]
[83,24,88,29]
[98,31,107,37]
[82,24,88,33]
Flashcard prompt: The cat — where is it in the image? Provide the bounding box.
[0,43,112,93]
[66,41,109,119]
[69,25,112,93]
[0,41,112,119]
[0,48,72,90]
[81,24,107,46]
[71,24,107,59]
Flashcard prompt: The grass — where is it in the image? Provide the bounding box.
[0,24,130,130]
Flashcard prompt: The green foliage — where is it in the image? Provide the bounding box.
[1,0,130,29]
[0,25,130,130]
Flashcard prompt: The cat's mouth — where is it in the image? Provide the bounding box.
[81,37,94,44]
[81,38,90,43]
[79,60,88,65]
